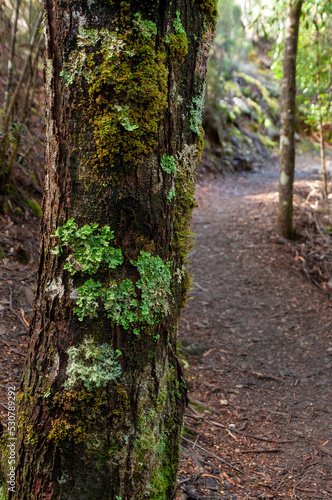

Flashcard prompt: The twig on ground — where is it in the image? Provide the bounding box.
[182,436,243,474]
[209,420,296,444]
[189,397,220,414]
[9,285,29,330]
[239,448,282,453]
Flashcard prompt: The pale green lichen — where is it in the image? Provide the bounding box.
[65,337,121,390]
[133,13,157,38]
[161,154,176,174]
[114,105,139,131]
[74,279,102,321]
[167,188,176,204]
[73,252,171,330]
[52,220,172,333]
[189,83,206,137]
[51,219,123,275]
[104,279,139,332]
[60,28,127,86]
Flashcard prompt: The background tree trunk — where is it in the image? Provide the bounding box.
[11,1,216,499]
[278,0,303,240]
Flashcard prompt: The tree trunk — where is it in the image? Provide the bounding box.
[316,41,328,200]
[8,1,216,499]
[319,116,328,200]
[278,0,302,239]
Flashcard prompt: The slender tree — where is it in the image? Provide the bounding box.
[7,1,216,499]
[278,0,303,239]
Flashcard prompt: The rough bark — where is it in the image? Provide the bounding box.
[8,1,216,499]
[278,0,303,240]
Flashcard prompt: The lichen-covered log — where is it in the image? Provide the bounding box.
[9,1,216,499]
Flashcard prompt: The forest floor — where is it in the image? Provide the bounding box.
[0,152,332,499]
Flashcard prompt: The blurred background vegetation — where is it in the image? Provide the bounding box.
[0,0,43,215]
[202,0,332,179]
[0,0,331,208]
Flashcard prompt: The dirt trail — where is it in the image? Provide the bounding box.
[178,155,332,499]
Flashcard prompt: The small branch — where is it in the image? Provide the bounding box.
[182,436,243,474]
[189,397,220,414]
[239,448,282,453]
[9,285,29,330]
[3,0,21,115]
[209,420,296,444]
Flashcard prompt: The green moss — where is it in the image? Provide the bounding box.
[25,425,38,445]
[234,72,279,117]
[257,133,278,148]
[173,144,198,260]
[199,0,218,31]
[48,387,107,444]
[112,384,129,418]
[63,25,167,173]
[132,366,182,499]
[166,11,188,62]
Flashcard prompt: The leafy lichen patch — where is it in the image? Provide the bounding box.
[52,220,172,333]
[65,336,121,390]
[190,83,206,137]
[51,218,123,275]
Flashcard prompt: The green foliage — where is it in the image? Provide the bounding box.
[166,11,188,61]
[51,219,123,275]
[190,84,206,136]
[65,337,121,390]
[161,154,177,174]
[270,0,332,137]
[74,279,103,321]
